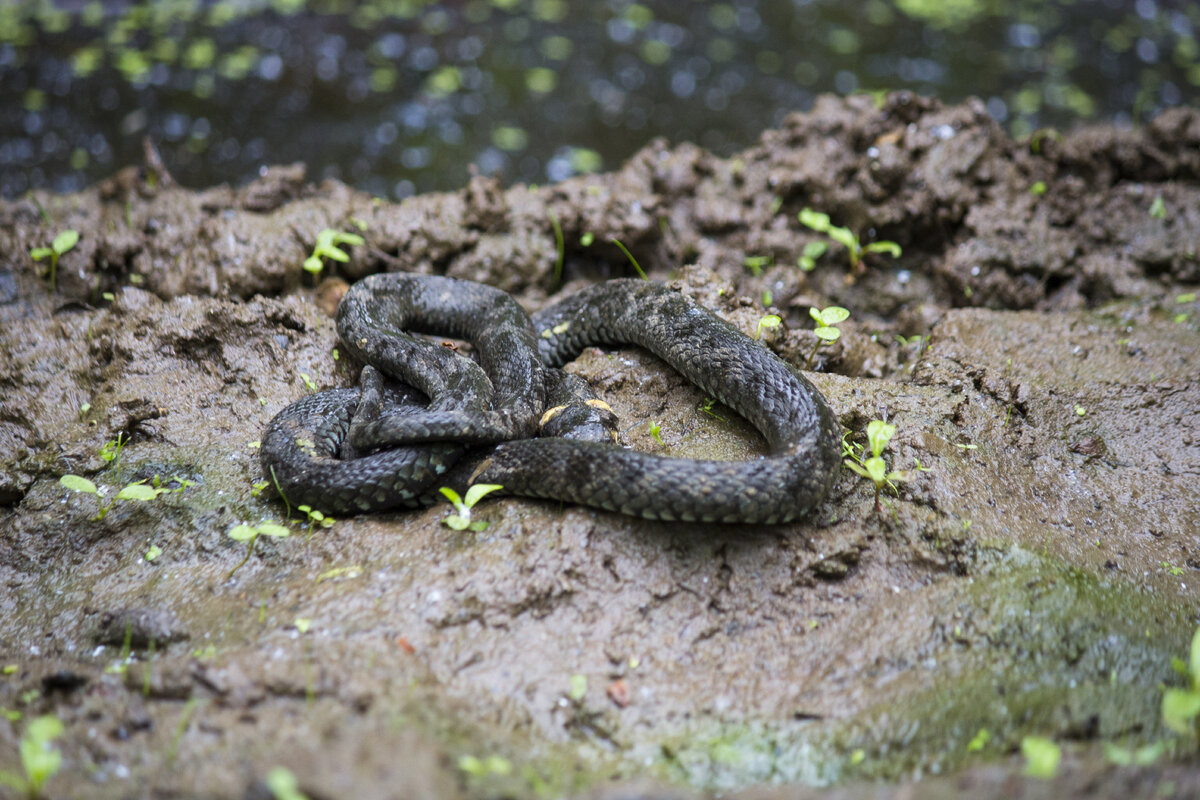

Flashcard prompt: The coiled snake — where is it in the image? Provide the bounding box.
[260,274,841,524]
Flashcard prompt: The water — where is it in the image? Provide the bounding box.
[1,0,1196,199]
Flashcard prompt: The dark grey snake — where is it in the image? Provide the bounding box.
[260,274,841,524]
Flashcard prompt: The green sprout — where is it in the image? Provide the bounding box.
[439,484,503,531]
[0,714,64,799]
[805,306,849,369]
[1163,625,1200,737]
[610,238,648,280]
[743,254,772,276]
[965,728,990,752]
[266,766,310,800]
[797,241,828,272]
[59,474,174,521]
[755,314,781,340]
[648,421,664,446]
[457,754,513,778]
[303,228,365,277]
[580,232,594,247]
[299,372,318,392]
[842,420,908,513]
[226,522,291,579]
[99,432,127,480]
[295,505,334,540]
[1149,195,1167,220]
[798,208,900,274]
[29,229,79,291]
[1021,735,1061,779]
[1102,740,1163,767]
[548,209,564,285]
[1030,181,1047,196]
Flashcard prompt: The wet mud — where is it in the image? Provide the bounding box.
[1,94,1198,799]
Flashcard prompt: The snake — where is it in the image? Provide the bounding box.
[260,273,841,524]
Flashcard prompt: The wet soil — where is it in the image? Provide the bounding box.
[1,93,1198,799]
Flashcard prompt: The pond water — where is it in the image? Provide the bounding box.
[1,0,1196,199]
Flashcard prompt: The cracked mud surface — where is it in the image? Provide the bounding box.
[1,94,1198,799]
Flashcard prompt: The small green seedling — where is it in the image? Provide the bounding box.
[1163,625,1200,737]
[805,306,849,369]
[567,673,588,702]
[610,238,648,280]
[295,505,334,540]
[30,229,79,291]
[440,484,503,531]
[266,766,309,800]
[227,522,291,578]
[1021,735,1061,779]
[755,314,781,340]
[1102,740,1163,767]
[299,372,318,392]
[648,421,664,446]
[548,209,564,284]
[303,228,365,277]
[100,432,127,480]
[843,420,908,513]
[1030,181,1047,196]
[458,754,513,778]
[1149,195,1167,220]
[0,714,64,799]
[966,728,990,752]
[798,208,900,274]
[743,254,772,276]
[797,240,828,272]
[59,474,173,521]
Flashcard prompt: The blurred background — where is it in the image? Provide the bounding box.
[0,0,1196,199]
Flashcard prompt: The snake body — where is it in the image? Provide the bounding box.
[261,274,840,524]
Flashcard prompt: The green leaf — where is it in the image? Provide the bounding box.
[864,241,902,258]
[818,306,850,326]
[265,766,308,800]
[866,420,896,457]
[59,474,98,494]
[256,523,291,538]
[438,486,463,506]
[798,208,831,232]
[568,673,587,701]
[1171,656,1190,679]
[30,247,52,261]
[1020,735,1060,779]
[966,728,990,752]
[20,715,63,788]
[1162,688,1200,734]
[863,456,887,484]
[1149,195,1166,219]
[813,327,842,342]
[468,520,489,531]
[443,515,470,531]
[464,483,503,508]
[802,241,828,259]
[52,230,79,255]
[827,225,858,252]
[1103,740,1163,766]
[844,460,871,479]
[117,483,158,501]
[1189,625,1200,690]
[228,524,258,542]
[758,315,781,329]
[144,544,162,562]
[303,256,323,274]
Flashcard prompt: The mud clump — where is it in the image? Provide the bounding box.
[1,95,1198,800]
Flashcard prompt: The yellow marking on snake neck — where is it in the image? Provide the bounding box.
[540,405,565,426]
[585,399,612,412]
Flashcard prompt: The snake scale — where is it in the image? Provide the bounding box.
[260,273,841,524]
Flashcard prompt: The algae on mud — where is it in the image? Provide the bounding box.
[1,95,1199,799]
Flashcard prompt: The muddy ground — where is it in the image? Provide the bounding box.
[1,93,1199,799]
